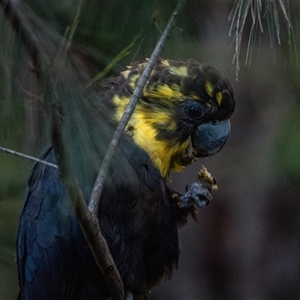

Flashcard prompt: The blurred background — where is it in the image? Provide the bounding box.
[1,0,300,299]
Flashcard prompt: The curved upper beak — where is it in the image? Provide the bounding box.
[192,119,231,157]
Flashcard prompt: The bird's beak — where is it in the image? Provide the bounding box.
[192,119,231,157]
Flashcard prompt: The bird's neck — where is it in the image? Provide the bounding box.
[112,95,190,177]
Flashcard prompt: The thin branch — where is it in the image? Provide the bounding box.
[0,146,58,168]
[88,0,187,214]
[51,113,124,300]
[0,1,187,299]
[0,1,124,298]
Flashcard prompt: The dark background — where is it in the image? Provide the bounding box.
[1,1,300,299]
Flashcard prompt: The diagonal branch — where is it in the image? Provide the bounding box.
[0,0,187,299]
[0,146,58,168]
[88,0,187,214]
[51,112,125,300]
[0,1,125,298]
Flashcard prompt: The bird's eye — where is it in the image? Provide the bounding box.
[185,101,203,119]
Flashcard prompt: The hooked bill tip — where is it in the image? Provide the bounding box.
[192,119,230,157]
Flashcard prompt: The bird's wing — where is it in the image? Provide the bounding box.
[16,146,102,299]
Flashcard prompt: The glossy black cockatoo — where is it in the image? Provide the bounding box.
[17,58,235,299]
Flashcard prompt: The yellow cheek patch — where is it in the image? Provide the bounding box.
[169,66,188,77]
[161,59,170,67]
[112,94,130,121]
[205,81,213,97]
[121,72,140,90]
[121,62,147,90]
[216,91,223,106]
[144,83,183,100]
[112,94,189,177]
[133,122,190,177]
[121,69,130,79]
[160,59,188,77]
[190,94,200,100]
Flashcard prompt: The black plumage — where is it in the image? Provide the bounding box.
[17,59,235,299]
[17,139,193,299]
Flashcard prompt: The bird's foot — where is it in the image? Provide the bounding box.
[178,180,212,209]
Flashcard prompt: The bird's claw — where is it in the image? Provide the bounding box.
[178,180,212,209]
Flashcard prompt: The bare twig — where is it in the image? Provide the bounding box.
[0,0,187,299]
[0,146,58,168]
[0,1,124,298]
[88,0,187,214]
[51,113,124,300]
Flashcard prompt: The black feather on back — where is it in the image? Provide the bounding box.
[17,136,182,299]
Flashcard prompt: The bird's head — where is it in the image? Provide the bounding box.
[110,58,235,177]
